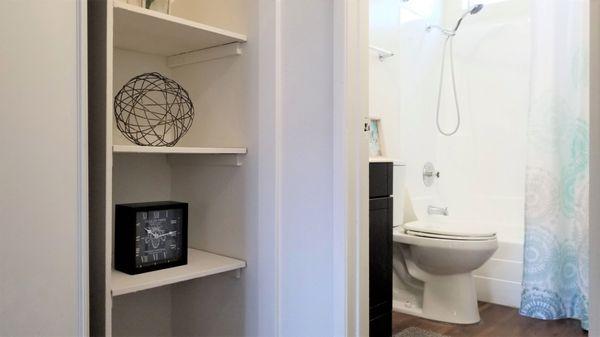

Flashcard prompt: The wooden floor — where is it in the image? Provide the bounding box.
[392,302,587,337]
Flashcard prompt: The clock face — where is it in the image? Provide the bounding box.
[135,208,183,268]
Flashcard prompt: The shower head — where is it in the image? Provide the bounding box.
[425,3,484,36]
[453,4,484,32]
[470,4,484,15]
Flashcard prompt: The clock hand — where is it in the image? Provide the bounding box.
[154,231,177,238]
[144,227,160,239]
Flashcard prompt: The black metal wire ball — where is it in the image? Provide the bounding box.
[114,72,194,147]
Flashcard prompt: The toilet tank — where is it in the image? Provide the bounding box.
[393,162,407,227]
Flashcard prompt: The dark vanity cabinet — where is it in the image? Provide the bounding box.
[369,162,393,336]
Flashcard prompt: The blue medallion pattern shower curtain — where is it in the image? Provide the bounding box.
[520,0,589,329]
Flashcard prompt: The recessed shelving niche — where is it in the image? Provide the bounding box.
[90,0,250,336]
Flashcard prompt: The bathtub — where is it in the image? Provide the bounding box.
[474,230,523,308]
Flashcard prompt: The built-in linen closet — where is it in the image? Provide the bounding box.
[88,1,256,336]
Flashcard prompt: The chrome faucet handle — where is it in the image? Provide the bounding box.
[423,162,440,187]
[423,171,440,178]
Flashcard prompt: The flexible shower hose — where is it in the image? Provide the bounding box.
[435,35,461,136]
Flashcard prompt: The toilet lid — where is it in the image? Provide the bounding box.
[403,220,496,240]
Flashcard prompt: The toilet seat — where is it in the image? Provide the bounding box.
[405,230,496,241]
[403,220,496,241]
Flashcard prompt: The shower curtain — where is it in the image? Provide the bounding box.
[520,0,589,329]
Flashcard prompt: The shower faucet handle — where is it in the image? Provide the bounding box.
[423,162,440,187]
[423,171,440,178]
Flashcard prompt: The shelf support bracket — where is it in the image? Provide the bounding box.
[235,154,244,167]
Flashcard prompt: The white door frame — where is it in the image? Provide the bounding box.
[331,3,600,337]
[77,0,89,335]
[333,0,370,336]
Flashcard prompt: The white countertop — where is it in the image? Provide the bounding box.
[369,157,406,165]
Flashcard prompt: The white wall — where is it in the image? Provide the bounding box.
[370,0,529,307]
[0,1,85,335]
[437,0,529,242]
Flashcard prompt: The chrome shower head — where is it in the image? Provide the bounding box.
[453,4,484,32]
[425,3,484,36]
[470,4,484,15]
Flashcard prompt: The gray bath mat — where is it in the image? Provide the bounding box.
[394,327,450,337]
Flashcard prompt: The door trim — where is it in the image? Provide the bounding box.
[333,0,369,335]
[76,0,89,335]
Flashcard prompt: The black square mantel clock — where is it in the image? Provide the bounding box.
[115,201,188,275]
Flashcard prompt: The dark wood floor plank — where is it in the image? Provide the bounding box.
[392,302,587,337]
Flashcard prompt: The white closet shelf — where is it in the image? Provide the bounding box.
[111,248,246,296]
[113,1,247,56]
[113,145,247,155]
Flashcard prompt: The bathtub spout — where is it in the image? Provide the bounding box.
[428,205,449,216]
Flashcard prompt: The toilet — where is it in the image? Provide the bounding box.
[392,165,498,324]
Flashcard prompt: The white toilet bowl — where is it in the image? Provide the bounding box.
[392,220,498,324]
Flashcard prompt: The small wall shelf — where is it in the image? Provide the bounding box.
[113,145,247,155]
[113,145,247,166]
[113,1,247,56]
[111,248,246,296]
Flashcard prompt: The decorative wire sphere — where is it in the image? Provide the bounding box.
[114,72,194,147]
